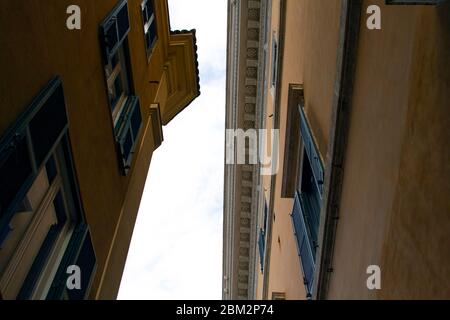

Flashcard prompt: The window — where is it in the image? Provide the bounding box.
[105,46,131,125]
[100,0,143,176]
[141,0,158,58]
[258,200,269,272]
[283,86,324,298]
[271,292,286,300]
[0,78,96,300]
[271,35,279,88]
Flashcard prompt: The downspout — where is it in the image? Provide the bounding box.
[313,0,362,300]
[262,0,287,300]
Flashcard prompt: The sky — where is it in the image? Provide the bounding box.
[117,0,227,300]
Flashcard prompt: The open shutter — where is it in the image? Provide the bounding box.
[100,0,130,60]
[116,96,143,175]
[291,191,315,298]
[299,106,324,196]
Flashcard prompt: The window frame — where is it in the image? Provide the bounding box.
[283,87,325,298]
[141,0,158,59]
[0,77,96,300]
[270,34,279,89]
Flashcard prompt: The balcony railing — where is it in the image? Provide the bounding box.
[291,190,316,297]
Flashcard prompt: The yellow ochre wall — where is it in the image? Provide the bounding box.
[0,0,199,299]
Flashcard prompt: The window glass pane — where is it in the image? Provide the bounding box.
[0,135,32,219]
[148,21,157,50]
[29,85,67,167]
[0,168,50,268]
[46,155,58,184]
[146,0,154,20]
[300,152,320,251]
[142,6,148,24]
[110,74,124,109]
[104,51,119,79]
[0,166,53,289]
[106,45,130,122]
[123,130,133,161]
[111,51,120,69]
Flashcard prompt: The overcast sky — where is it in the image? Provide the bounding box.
[117,0,227,300]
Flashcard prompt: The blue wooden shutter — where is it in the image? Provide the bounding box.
[100,0,130,60]
[116,97,143,175]
[299,106,324,196]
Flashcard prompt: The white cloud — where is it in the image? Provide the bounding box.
[118,0,226,300]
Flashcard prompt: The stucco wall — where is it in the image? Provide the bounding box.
[328,0,450,299]
[380,2,450,299]
[0,0,169,298]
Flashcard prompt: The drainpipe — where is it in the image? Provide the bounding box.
[313,0,363,300]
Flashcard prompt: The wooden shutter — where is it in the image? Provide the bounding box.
[291,191,315,297]
[299,106,324,196]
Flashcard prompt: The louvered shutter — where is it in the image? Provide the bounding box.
[299,106,325,196]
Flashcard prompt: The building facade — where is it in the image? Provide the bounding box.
[0,0,199,299]
[223,0,449,300]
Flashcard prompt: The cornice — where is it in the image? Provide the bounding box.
[223,0,267,300]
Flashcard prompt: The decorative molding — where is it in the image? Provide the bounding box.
[223,0,268,300]
[149,104,164,149]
